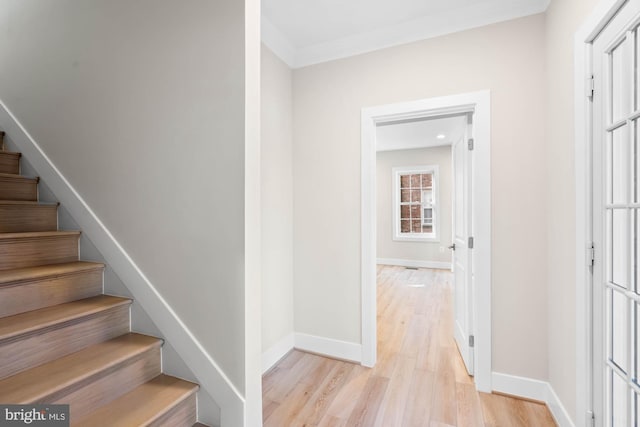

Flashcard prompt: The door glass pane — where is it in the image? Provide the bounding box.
[612,209,630,288]
[612,125,630,204]
[611,288,629,372]
[636,302,640,381]
[637,29,640,110]
[631,120,640,203]
[636,209,639,294]
[612,39,631,123]
[635,391,639,427]
[613,371,629,427]
[632,303,640,385]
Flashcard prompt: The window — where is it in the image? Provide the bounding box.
[392,165,439,241]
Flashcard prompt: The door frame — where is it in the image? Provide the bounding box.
[360,90,492,392]
[575,1,630,426]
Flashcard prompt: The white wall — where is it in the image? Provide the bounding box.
[545,0,599,421]
[0,0,248,397]
[261,45,294,353]
[292,14,549,380]
[376,146,452,265]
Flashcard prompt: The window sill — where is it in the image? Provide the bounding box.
[393,235,440,243]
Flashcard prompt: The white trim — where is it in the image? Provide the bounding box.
[574,2,627,426]
[361,91,492,391]
[265,0,549,68]
[376,258,451,270]
[0,100,245,427]
[261,16,296,68]
[491,372,575,427]
[492,372,550,403]
[294,333,362,363]
[262,333,295,374]
[548,384,577,427]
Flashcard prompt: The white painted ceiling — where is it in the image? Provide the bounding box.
[262,0,550,67]
[376,115,468,152]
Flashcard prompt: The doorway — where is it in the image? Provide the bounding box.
[360,91,492,392]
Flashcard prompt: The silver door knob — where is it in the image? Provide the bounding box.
[448,244,456,251]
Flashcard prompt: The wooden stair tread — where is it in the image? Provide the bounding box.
[0,333,161,403]
[0,230,80,240]
[73,374,198,427]
[0,200,57,206]
[193,423,210,427]
[0,261,104,287]
[0,151,20,157]
[0,172,37,182]
[0,295,131,341]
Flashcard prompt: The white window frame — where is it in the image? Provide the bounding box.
[392,165,440,242]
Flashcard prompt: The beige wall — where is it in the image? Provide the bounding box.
[261,45,295,352]
[545,0,599,420]
[376,146,453,264]
[0,0,248,393]
[292,14,549,379]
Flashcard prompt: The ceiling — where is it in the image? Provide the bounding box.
[376,115,468,152]
[262,0,550,68]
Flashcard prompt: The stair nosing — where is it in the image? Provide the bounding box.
[0,201,58,206]
[0,295,131,343]
[0,151,20,157]
[0,230,81,240]
[0,261,105,288]
[0,172,38,182]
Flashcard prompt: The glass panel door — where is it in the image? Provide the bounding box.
[593,3,640,424]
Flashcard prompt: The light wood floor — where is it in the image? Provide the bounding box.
[262,265,557,426]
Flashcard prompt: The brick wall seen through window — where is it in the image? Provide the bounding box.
[400,172,434,234]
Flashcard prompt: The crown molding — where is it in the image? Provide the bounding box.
[261,16,296,67]
[262,0,550,69]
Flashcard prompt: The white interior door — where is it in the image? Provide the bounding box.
[592,1,640,425]
[452,115,474,375]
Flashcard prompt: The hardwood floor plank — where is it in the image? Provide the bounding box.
[262,398,279,422]
[316,415,345,427]
[279,348,305,368]
[401,369,435,427]
[345,375,389,427]
[324,364,372,420]
[264,382,315,427]
[263,266,557,426]
[291,361,354,425]
[264,353,323,403]
[430,348,458,425]
[455,382,485,427]
[374,355,417,427]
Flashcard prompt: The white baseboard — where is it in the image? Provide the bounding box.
[294,333,362,363]
[377,258,452,270]
[492,372,574,427]
[262,333,294,374]
[0,100,244,427]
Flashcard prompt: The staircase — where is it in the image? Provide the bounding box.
[0,131,205,426]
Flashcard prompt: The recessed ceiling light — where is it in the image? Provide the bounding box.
[436,134,446,139]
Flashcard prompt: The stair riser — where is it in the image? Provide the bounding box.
[0,305,129,380]
[0,235,79,270]
[0,154,20,175]
[149,393,197,427]
[0,269,103,318]
[0,178,37,201]
[51,347,161,420]
[0,205,57,233]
